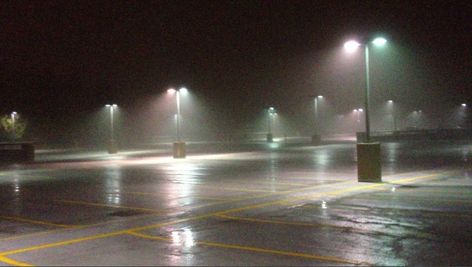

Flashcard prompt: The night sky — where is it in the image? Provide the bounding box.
[1,1,470,144]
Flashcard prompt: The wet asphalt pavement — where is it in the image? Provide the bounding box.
[0,139,471,266]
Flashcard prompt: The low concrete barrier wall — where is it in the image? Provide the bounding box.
[357,129,472,142]
[0,142,35,162]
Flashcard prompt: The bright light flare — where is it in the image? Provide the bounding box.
[317,95,323,99]
[344,40,361,53]
[462,103,467,107]
[179,87,188,94]
[372,37,387,46]
[167,88,176,94]
[387,100,393,103]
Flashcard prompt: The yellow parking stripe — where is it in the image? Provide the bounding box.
[0,216,77,228]
[214,173,443,215]
[0,255,33,266]
[126,231,363,265]
[254,181,309,187]
[215,214,346,229]
[197,185,275,193]
[215,214,434,239]
[55,200,160,213]
[0,232,122,256]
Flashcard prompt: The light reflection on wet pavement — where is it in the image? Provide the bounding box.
[0,140,471,265]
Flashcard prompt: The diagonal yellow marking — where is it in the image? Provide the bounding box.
[0,216,78,228]
[0,214,213,257]
[55,200,160,213]
[0,255,33,266]
[126,231,364,265]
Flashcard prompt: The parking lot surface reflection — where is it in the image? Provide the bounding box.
[0,140,471,265]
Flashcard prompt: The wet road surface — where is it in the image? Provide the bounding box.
[0,140,471,265]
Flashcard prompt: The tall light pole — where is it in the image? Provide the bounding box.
[105,104,118,154]
[387,100,397,131]
[267,107,276,143]
[344,37,387,142]
[167,87,188,158]
[344,36,387,182]
[353,108,363,131]
[11,111,18,140]
[460,103,468,128]
[312,95,323,144]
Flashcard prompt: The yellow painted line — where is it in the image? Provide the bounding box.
[0,229,72,242]
[0,212,162,242]
[113,191,156,196]
[215,214,347,230]
[55,200,160,213]
[254,181,309,187]
[324,173,442,197]
[0,255,33,266]
[197,185,275,193]
[192,196,242,201]
[216,173,444,215]
[126,231,363,265]
[111,191,241,202]
[215,214,434,239]
[0,232,122,256]
[0,216,78,228]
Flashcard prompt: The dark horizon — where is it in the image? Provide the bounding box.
[1,1,470,145]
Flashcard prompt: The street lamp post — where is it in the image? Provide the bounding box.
[387,100,397,131]
[344,36,387,182]
[105,104,118,154]
[312,95,323,144]
[267,107,276,142]
[353,108,363,129]
[11,112,17,140]
[168,87,188,158]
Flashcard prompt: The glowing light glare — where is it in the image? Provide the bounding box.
[179,87,188,94]
[372,37,387,46]
[269,107,275,111]
[317,95,323,99]
[321,200,327,209]
[167,88,176,94]
[358,108,364,112]
[344,40,361,53]
[387,100,393,103]
[462,103,467,107]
